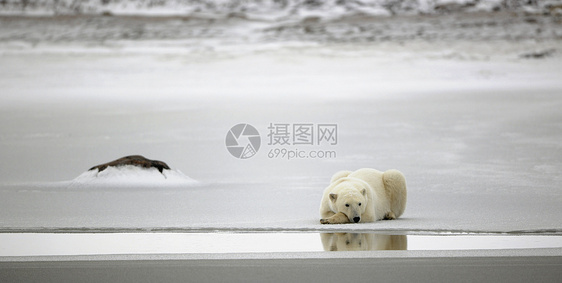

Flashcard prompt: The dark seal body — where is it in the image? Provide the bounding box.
[89,155,170,173]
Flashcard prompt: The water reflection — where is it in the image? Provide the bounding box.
[1,233,561,256]
[321,233,407,251]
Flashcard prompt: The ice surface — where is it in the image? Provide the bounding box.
[1,179,560,233]
[0,12,561,236]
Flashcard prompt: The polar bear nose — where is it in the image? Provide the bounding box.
[353,217,360,223]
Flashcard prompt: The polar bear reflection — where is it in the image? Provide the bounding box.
[321,233,407,251]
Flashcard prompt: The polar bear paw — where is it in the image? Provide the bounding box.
[320,212,350,224]
[383,212,396,220]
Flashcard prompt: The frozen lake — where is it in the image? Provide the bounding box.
[1,8,562,259]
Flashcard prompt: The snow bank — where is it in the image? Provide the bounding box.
[70,166,198,188]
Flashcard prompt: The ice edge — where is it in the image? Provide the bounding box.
[1,227,561,235]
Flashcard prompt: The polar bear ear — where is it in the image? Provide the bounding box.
[361,188,366,196]
[329,193,338,203]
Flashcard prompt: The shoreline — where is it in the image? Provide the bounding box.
[1,227,562,235]
[2,247,562,261]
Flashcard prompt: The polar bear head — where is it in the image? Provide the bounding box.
[332,233,370,251]
[329,183,367,223]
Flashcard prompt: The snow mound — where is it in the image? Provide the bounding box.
[70,165,198,188]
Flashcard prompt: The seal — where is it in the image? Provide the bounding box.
[89,155,170,174]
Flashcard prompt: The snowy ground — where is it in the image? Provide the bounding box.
[1,12,561,237]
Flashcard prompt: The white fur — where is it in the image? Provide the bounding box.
[321,233,407,251]
[320,168,407,224]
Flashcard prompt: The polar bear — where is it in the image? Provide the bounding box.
[320,168,407,224]
[320,233,407,251]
